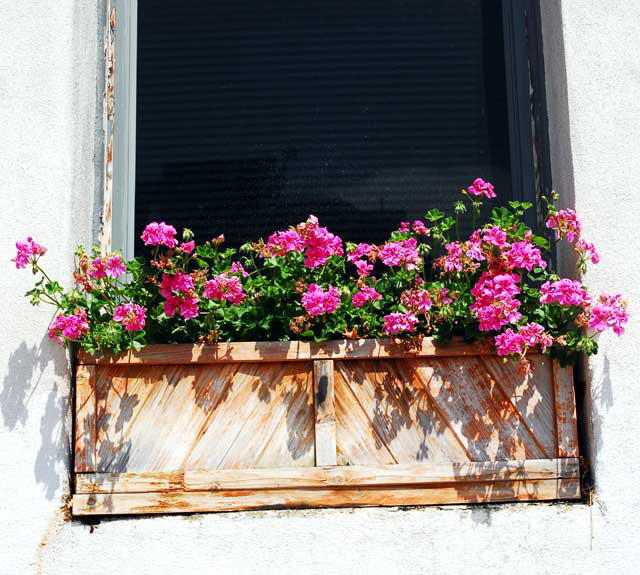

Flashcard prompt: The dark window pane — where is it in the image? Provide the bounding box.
[135,0,511,252]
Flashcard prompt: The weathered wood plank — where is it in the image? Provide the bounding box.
[334,360,471,465]
[480,355,557,458]
[76,471,184,493]
[94,362,315,472]
[77,337,493,365]
[185,458,579,491]
[74,365,96,472]
[552,363,579,457]
[410,357,547,461]
[313,360,337,466]
[72,477,581,515]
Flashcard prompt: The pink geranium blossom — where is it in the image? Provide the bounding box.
[301,283,341,317]
[105,256,126,278]
[164,296,199,319]
[504,240,547,271]
[141,221,178,248]
[229,262,249,277]
[383,312,419,334]
[482,226,509,248]
[576,239,600,264]
[545,209,582,242]
[160,271,198,318]
[588,294,629,335]
[352,286,382,308]
[412,220,430,235]
[346,243,373,263]
[48,309,89,344]
[494,322,553,356]
[354,259,373,276]
[179,241,196,254]
[89,257,107,279]
[203,273,247,305]
[14,237,47,269]
[113,303,146,331]
[470,272,522,331]
[379,238,421,271]
[467,178,496,199]
[400,290,432,314]
[540,279,591,307]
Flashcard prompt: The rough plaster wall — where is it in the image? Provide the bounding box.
[1,1,639,574]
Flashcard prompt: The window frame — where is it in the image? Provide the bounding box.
[110,0,551,258]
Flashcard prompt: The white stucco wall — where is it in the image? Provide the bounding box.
[1,1,639,574]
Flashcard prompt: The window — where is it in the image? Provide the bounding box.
[111,0,550,257]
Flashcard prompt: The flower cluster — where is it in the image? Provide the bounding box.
[15,178,628,365]
[113,304,147,331]
[141,221,178,248]
[301,284,342,317]
[48,309,89,344]
[14,237,47,269]
[204,273,247,305]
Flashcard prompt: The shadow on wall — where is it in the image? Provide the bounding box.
[1,334,71,500]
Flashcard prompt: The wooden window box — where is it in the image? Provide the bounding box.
[72,338,580,516]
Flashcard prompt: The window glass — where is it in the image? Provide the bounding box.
[135,0,511,252]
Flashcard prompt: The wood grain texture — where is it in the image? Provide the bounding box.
[184,458,578,491]
[77,337,492,365]
[74,365,96,472]
[93,362,314,472]
[552,363,579,457]
[72,478,581,515]
[313,360,337,465]
[76,471,184,494]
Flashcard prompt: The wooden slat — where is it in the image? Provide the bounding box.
[334,360,471,465]
[313,360,337,466]
[77,337,493,365]
[72,478,581,515]
[76,471,184,494]
[74,365,96,472]
[552,363,579,457]
[185,458,578,491]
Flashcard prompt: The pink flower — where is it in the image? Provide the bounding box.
[383,312,419,334]
[346,243,374,263]
[164,296,199,319]
[397,221,410,233]
[545,209,582,242]
[354,259,373,276]
[540,279,591,307]
[229,262,249,277]
[470,272,522,331]
[14,237,47,269]
[400,289,432,314]
[412,220,430,235]
[467,178,496,199]
[160,271,194,298]
[439,287,453,305]
[378,238,421,271]
[576,239,600,264]
[203,273,247,305]
[48,309,89,344]
[494,322,553,356]
[141,221,178,248]
[261,216,343,268]
[180,241,196,254]
[301,283,342,317]
[442,242,464,272]
[504,240,547,271]
[588,294,629,335]
[113,303,146,331]
[482,226,509,248]
[89,257,107,279]
[105,256,126,278]
[352,286,382,308]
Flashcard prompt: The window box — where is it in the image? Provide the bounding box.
[72,337,580,516]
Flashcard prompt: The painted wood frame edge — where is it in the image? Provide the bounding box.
[75,458,580,494]
[77,337,500,365]
[72,477,581,516]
